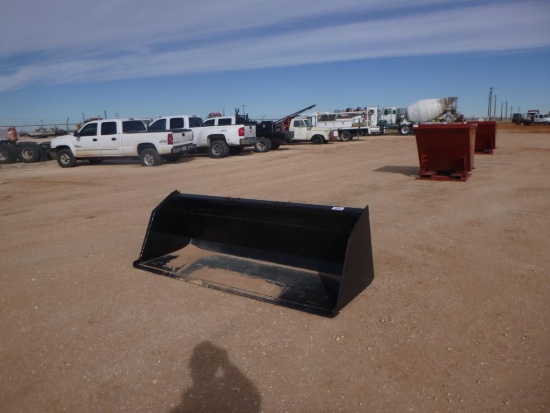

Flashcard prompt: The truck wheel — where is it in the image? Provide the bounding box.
[254,137,271,153]
[57,148,77,167]
[209,140,229,158]
[311,135,324,144]
[0,144,16,164]
[140,148,161,166]
[339,131,352,142]
[17,143,41,163]
[398,124,412,135]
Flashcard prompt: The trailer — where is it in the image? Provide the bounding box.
[0,127,51,165]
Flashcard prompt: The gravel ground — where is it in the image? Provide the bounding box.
[1,123,549,412]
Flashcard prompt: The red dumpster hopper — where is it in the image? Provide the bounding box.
[414,123,477,182]
[469,121,497,154]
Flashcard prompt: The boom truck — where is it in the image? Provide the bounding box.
[301,107,382,141]
[378,97,461,135]
[203,105,324,152]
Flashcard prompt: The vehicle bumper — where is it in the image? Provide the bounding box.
[239,137,257,146]
[172,143,197,154]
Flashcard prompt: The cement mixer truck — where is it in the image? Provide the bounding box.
[379,97,460,135]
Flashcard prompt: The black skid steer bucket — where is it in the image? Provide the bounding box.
[133,191,374,317]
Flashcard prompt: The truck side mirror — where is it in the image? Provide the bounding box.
[73,130,80,138]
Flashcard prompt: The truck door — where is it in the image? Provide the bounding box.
[98,121,121,155]
[74,122,100,156]
[292,120,308,141]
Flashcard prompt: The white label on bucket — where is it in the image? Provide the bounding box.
[332,207,345,211]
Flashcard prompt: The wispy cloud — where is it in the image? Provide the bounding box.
[1,0,548,91]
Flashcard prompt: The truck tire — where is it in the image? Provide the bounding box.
[339,131,352,142]
[398,124,412,135]
[254,137,271,153]
[0,143,16,164]
[209,140,229,158]
[17,143,41,163]
[140,148,161,166]
[57,148,77,167]
[311,135,324,144]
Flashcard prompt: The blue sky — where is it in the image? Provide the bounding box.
[0,0,549,130]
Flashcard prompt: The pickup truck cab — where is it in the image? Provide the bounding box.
[50,118,195,167]
[148,115,256,158]
[203,114,275,153]
[286,118,335,144]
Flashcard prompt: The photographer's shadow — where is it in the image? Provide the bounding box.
[171,341,262,413]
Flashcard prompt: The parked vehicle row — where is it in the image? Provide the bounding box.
[511,110,550,125]
[2,97,478,167]
[1,107,338,167]
[148,115,256,158]
[50,118,195,167]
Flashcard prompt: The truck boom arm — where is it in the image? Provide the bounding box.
[275,104,317,131]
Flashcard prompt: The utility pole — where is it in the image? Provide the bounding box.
[505,101,508,120]
[500,102,503,121]
[493,94,497,121]
[487,87,493,118]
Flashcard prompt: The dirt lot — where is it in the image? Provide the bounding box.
[1,123,549,412]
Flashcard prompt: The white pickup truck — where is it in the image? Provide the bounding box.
[532,113,550,125]
[50,118,195,167]
[148,115,256,158]
[203,113,274,153]
[286,118,335,144]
